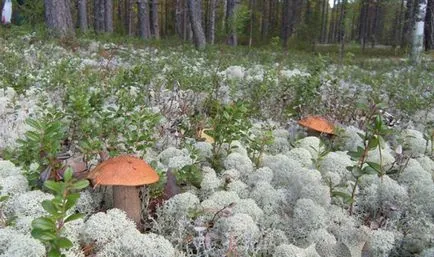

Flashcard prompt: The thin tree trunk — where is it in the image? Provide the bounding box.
[339,0,347,65]
[138,0,151,39]
[226,0,237,46]
[248,0,255,47]
[151,0,160,39]
[78,0,88,31]
[261,0,270,40]
[118,0,124,33]
[175,0,183,37]
[206,0,217,44]
[410,0,427,63]
[281,0,290,47]
[424,0,434,49]
[187,0,206,49]
[45,0,75,37]
[124,0,133,35]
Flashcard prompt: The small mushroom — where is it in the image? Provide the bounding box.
[87,155,159,228]
[298,115,335,135]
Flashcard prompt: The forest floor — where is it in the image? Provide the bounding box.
[0,26,433,257]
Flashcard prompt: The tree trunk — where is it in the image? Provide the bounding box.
[151,0,160,39]
[261,0,269,40]
[206,0,217,44]
[410,0,427,63]
[339,0,346,66]
[226,0,237,46]
[125,0,133,35]
[78,0,88,31]
[138,0,151,39]
[45,0,74,37]
[187,0,206,49]
[248,0,255,47]
[425,0,434,49]
[105,0,113,32]
[175,0,183,38]
[319,0,327,43]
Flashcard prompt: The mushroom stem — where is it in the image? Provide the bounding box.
[112,186,142,228]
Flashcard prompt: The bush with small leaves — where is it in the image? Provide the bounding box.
[31,168,89,257]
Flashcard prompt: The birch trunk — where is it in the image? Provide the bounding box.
[410,0,427,63]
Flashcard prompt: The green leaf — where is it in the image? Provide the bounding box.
[44,180,62,193]
[25,131,40,141]
[64,193,81,210]
[31,228,57,241]
[64,213,84,223]
[42,200,59,215]
[0,195,9,202]
[366,162,382,173]
[347,150,363,160]
[55,237,73,249]
[331,191,354,204]
[367,137,379,150]
[47,248,62,257]
[349,166,364,177]
[63,168,73,182]
[72,180,89,190]
[26,118,42,129]
[362,166,378,175]
[31,217,56,231]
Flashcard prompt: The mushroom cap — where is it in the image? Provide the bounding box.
[87,155,159,186]
[298,116,335,135]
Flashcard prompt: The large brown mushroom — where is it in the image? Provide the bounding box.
[87,155,159,228]
[298,116,335,135]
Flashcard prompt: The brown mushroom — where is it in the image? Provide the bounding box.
[298,116,335,135]
[87,155,159,228]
